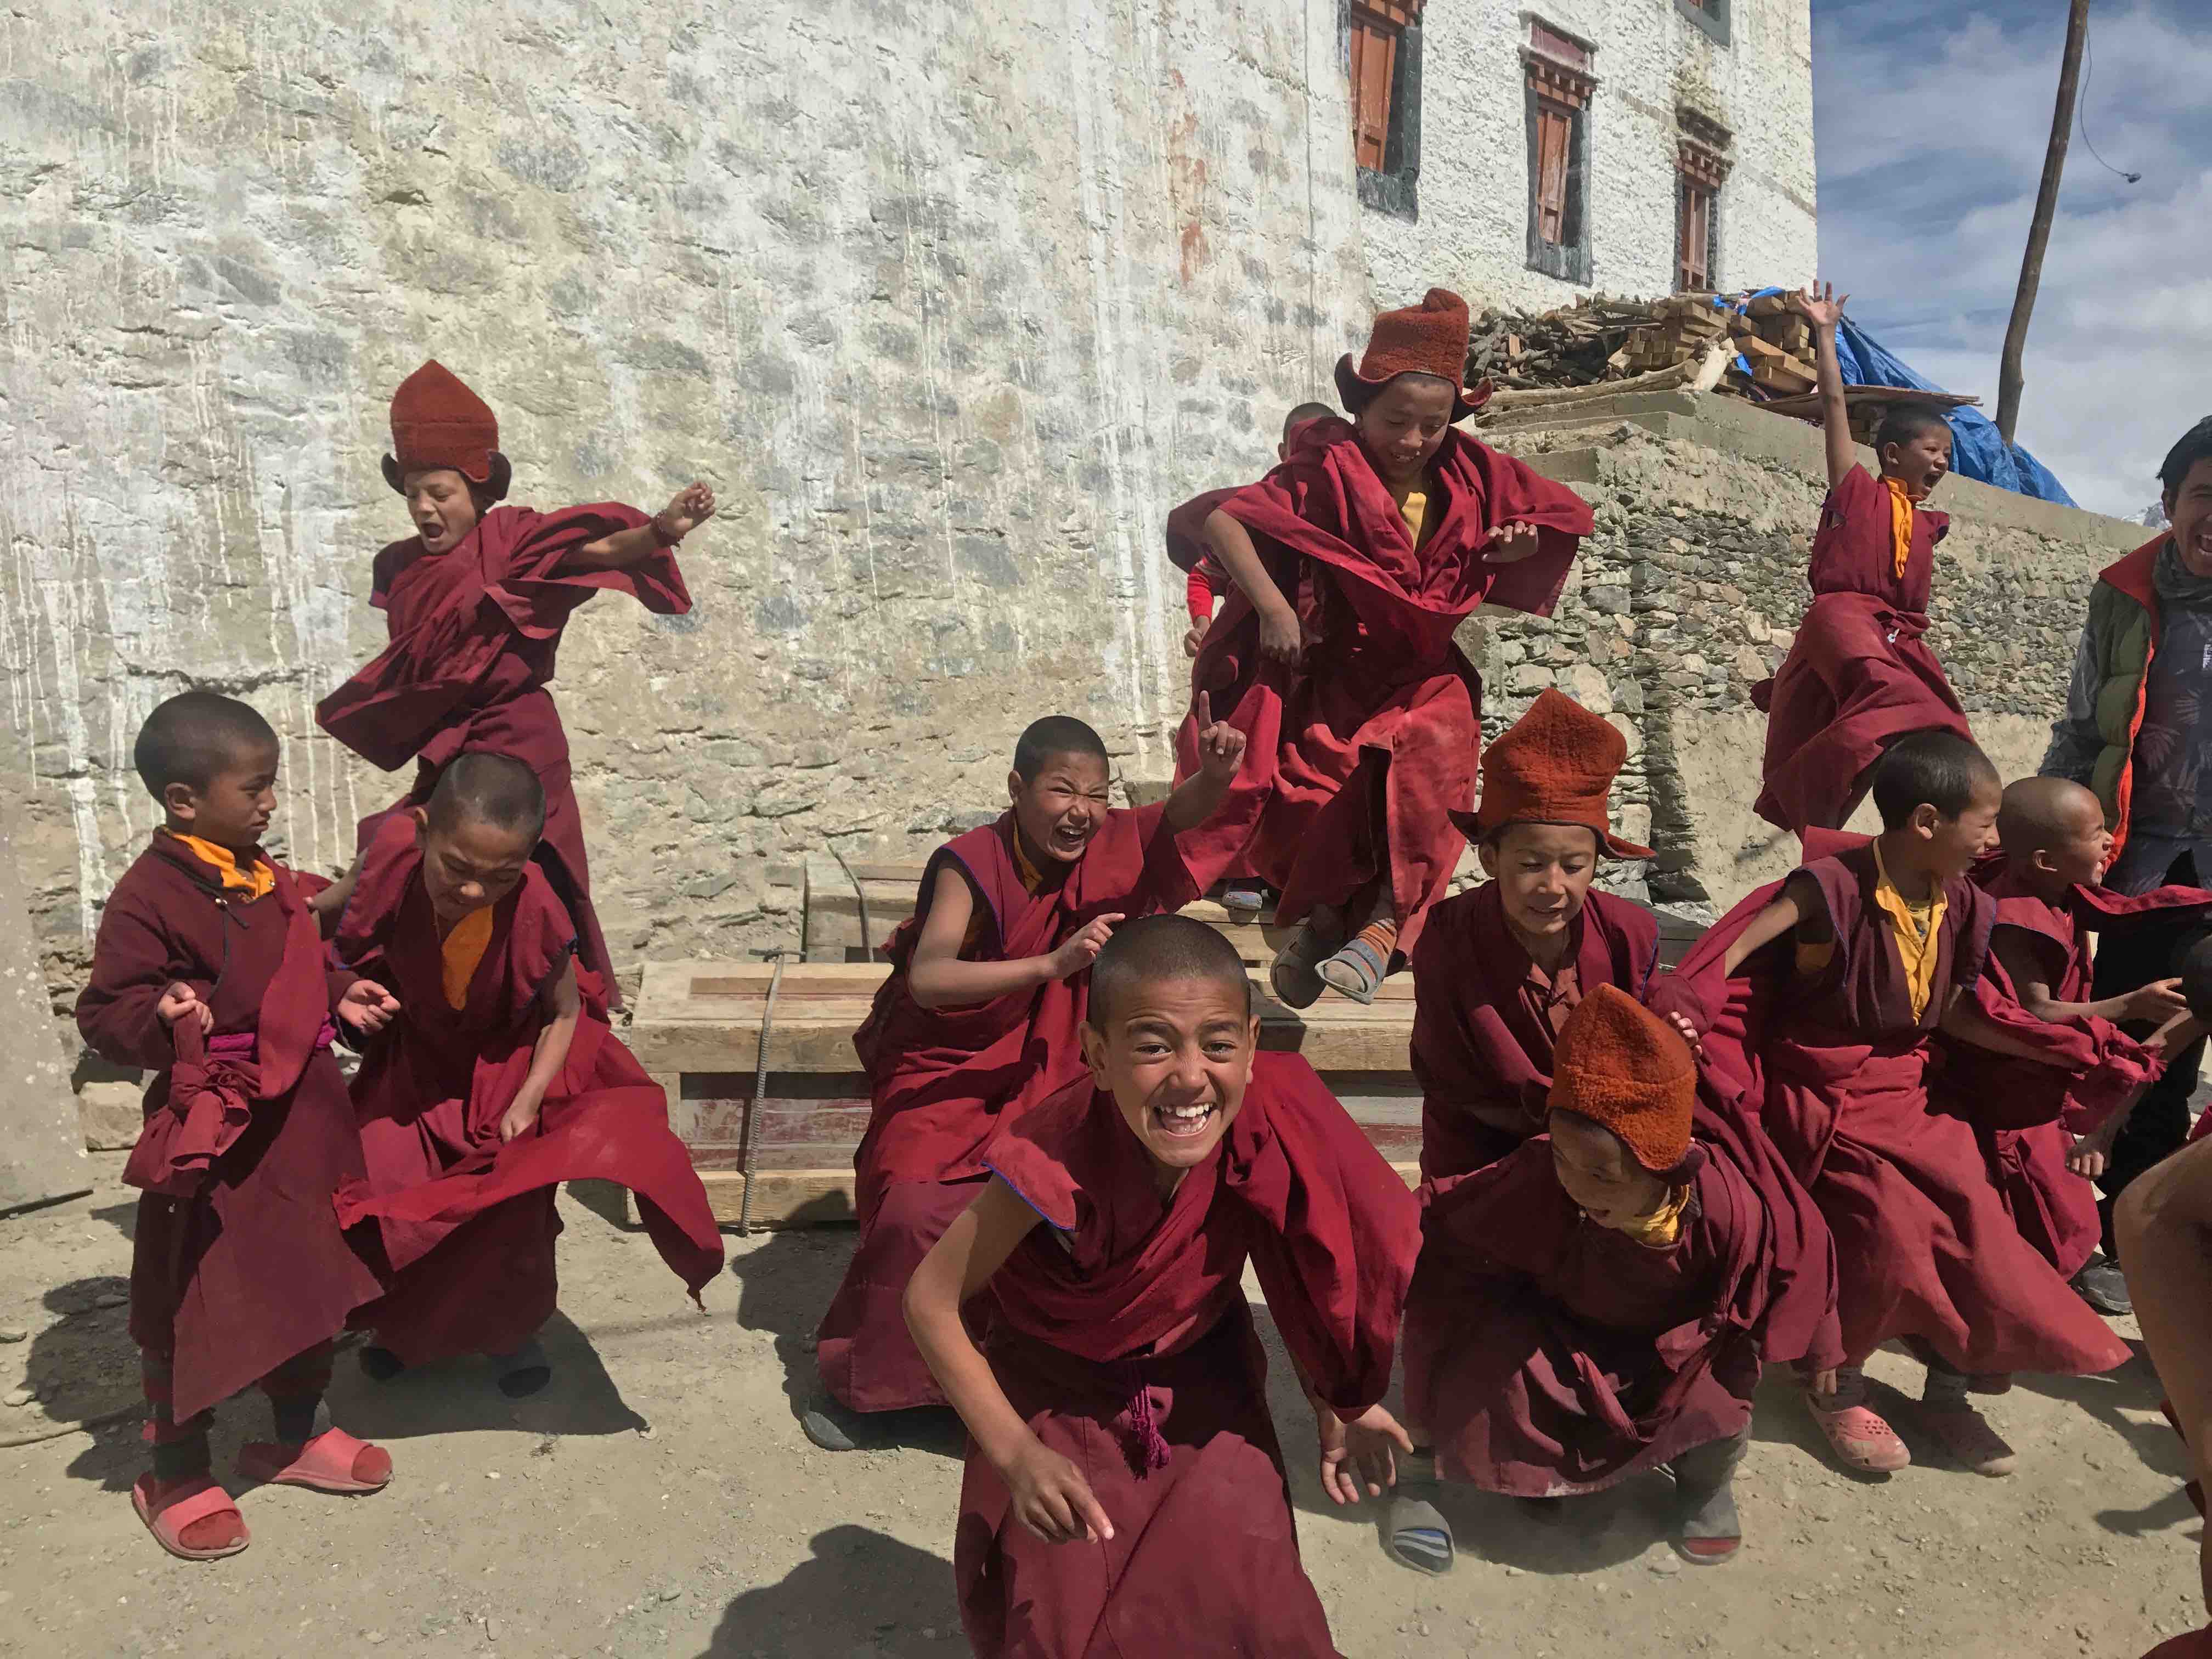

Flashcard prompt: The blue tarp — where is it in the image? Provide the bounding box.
[1712,289,2076,506]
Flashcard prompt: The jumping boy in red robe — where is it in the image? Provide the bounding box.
[331,753,724,1395]
[1657,733,2131,1480]
[807,708,1254,1448]
[77,692,399,1561]
[314,359,717,1000]
[1166,400,1338,922]
[1933,777,2205,1297]
[1388,986,1839,1574]
[1752,284,1972,837]
[1409,689,1658,1182]
[904,915,1420,1657]
[1172,289,1595,1005]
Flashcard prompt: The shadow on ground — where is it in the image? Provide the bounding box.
[696,1524,960,1657]
[725,1226,966,1459]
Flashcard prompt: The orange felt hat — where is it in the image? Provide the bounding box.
[1548,984,1700,1178]
[1334,287,1493,421]
[1452,688,1653,859]
[382,360,510,499]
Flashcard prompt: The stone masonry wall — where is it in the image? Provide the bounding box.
[3,0,1381,1006]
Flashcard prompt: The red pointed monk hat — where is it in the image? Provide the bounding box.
[1548,984,1701,1181]
[1452,688,1654,859]
[1334,287,1493,421]
[382,360,511,500]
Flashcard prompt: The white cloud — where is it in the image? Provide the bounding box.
[1813,0,2212,516]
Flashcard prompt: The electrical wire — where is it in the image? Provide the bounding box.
[2078,15,2143,185]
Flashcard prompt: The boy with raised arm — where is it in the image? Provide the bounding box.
[1752,284,1972,837]
[314,360,716,998]
[905,916,1419,1656]
[1655,734,2130,1481]
[808,708,1254,1447]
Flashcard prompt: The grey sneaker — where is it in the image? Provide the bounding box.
[2072,1255,2132,1317]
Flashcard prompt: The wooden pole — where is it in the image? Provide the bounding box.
[1995,0,2091,447]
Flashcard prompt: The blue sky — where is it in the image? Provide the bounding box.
[1812,0,2210,518]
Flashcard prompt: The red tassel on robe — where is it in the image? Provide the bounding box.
[953,1053,1419,1659]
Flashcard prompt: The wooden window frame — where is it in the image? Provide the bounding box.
[1351,0,1424,220]
[1674,111,1733,294]
[1522,29,1597,286]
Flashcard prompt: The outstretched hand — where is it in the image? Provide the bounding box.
[1190,692,1247,784]
[1483,520,1541,563]
[336,979,402,1037]
[1791,281,1848,332]
[654,482,719,544]
[1317,1402,1413,1505]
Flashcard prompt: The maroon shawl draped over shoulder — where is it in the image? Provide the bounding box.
[1651,847,2128,1376]
[952,1053,1419,1658]
[317,502,690,998]
[1934,869,2212,1273]
[1170,419,1591,955]
[76,837,381,1421]
[1753,466,1970,836]
[1406,1137,1779,1495]
[332,814,721,1364]
[1408,883,1658,1180]
[817,801,1255,1413]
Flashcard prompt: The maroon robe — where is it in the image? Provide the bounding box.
[1651,846,2130,1376]
[816,804,1244,1413]
[1932,868,2211,1276]
[956,1052,1420,1659]
[316,503,690,1001]
[1406,1137,1792,1495]
[1171,419,1591,956]
[1409,884,1658,1181]
[75,837,382,1422]
[1753,465,1971,836]
[332,814,721,1364]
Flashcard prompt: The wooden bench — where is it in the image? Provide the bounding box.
[628,960,1421,1228]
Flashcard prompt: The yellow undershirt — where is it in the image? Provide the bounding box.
[1389,480,1430,550]
[1870,839,1946,1020]
[167,832,275,900]
[1883,476,1916,582]
[440,906,495,1009]
[1616,1182,1692,1249]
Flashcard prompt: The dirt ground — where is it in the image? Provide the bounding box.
[2,1155,2203,1659]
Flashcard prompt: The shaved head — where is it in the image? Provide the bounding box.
[426,751,546,843]
[1998,776,2103,857]
[1087,913,1252,1026]
[1283,402,1336,442]
[132,692,278,798]
[1013,715,1109,783]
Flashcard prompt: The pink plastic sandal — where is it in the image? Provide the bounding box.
[236,1427,393,1494]
[1805,1398,1911,1474]
[1921,1405,2017,1477]
[133,1474,249,1561]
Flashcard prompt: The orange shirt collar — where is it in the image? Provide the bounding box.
[165,831,275,899]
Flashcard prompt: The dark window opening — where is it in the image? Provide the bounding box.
[1523,29,1596,285]
[1676,0,1731,47]
[1351,0,1423,219]
[1674,117,1731,293]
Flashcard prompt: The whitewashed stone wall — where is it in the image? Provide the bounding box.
[1363,0,1818,310]
[2,0,1381,994]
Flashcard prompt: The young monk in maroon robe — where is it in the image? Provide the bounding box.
[1653,733,2131,1481]
[1409,689,1658,1182]
[76,693,399,1561]
[1386,987,1840,1574]
[1170,289,1594,1006]
[1932,777,2205,1294]
[808,709,1256,1448]
[904,916,1420,1658]
[1752,284,1971,837]
[314,359,718,1000]
[1167,400,1336,921]
[331,753,723,1395]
